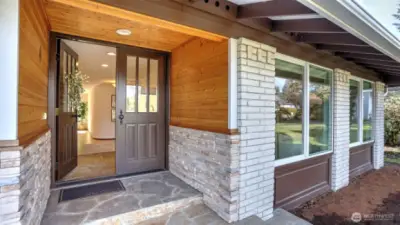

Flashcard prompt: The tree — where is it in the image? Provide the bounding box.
[384,93,400,146]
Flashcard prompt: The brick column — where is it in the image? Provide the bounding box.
[237,38,276,221]
[331,69,350,191]
[373,82,385,169]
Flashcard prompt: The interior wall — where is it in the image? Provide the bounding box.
[88,83,115,139]
[18,0,50,145]
[170,38,229,134]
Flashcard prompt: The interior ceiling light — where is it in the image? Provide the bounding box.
[116,29,132,36]
[107,52,116,56]
[101,64,109,68]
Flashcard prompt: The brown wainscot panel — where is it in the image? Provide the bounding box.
[274,154,332,210]
[349,142,374,179]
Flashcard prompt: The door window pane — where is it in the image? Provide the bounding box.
[275,59,304,160]
[350,79,360,143]
[62,51,68,112]
[363,81,373,141]
[149,59,158,112]
[138,57,148,113]
[126,56,137,112]
[309,66,332,154]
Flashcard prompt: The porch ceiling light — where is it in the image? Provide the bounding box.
[116,29,132,36]
[101,64,109,68]
[107,52,116,56]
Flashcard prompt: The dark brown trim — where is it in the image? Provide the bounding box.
[297,33,367,46]
[349,142,374,179]
[48,31,170,188]
[274,153,332,210]
[169,122,232,135]
[272,19,346,33]
[19,128,50,148]
[49,32,58,188]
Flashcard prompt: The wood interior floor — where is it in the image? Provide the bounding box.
[61,152,116,181]
[62,131,116,181]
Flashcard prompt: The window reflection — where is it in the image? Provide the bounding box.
[363,81,373,141]
[309,66,332,154]
[275,59,304,160]
[350,79,360,143]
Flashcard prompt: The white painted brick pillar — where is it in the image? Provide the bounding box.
[331,69,350,191]
[236,38,276,221]
[373,82,385,169]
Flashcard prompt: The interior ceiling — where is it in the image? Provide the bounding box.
[64,40,116,92]
[44,0,195,52]
[226,0,400,81]
[64,40,156,93]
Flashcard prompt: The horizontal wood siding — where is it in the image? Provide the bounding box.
[170,38,229,133]
[18,0,50,145]
[349,143,373,179]
[274,154,332,210]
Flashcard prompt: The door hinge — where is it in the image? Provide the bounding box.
[56,53,60,62]
[55,108,60,116]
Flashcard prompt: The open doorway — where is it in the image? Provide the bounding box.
[54,36,168,184]
[57,39,117,182]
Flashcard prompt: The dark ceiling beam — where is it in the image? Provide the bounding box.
[317,44,382,55]
[237,0,315,19]
[272,18,347,33]
[366,67,400,73]
[297,33,367,46]
[335,52,395,62]
[354,60,400,67]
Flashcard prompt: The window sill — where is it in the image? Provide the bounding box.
[349,140,374,148]
[274,150,333,167]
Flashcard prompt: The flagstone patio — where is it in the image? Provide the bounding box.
[41,171,202,225]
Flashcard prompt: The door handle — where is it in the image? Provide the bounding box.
[118,110,124,125]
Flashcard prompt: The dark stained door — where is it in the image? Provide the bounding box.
[57,41,79,180]
[116,47,166,175]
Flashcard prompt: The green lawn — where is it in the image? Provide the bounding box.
[384,147,400,165]
[276,122,373,159]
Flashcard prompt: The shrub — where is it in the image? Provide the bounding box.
[384,93,400,146]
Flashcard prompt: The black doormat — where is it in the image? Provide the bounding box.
[59,180,126,202]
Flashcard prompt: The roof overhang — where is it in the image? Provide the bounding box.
[231,0,400,86]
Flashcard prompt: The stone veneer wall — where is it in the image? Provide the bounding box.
[331,69,350,191]
[169,126,240,222]
[0,131,51,225]
[373,82,385,169]
[236,38,276,221]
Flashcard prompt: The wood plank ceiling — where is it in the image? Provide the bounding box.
[234,0,400,79]
[44,0,226,52]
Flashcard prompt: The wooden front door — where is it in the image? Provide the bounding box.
[115,47,166,175]
[57,41,79,180]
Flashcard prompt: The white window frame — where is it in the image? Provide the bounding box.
[274,53,334,167]
[349,76,375,148]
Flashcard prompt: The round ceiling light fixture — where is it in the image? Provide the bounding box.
[107,52,116,56]
[101,64,109,68]
[116,29,132,36]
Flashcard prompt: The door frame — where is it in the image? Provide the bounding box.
[48,32,170,188]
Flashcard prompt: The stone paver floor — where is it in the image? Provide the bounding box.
[136,203,229,225]
[41,171,201,225]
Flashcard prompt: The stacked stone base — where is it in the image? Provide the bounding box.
[0,131,51,225]
[169,126,240,222]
